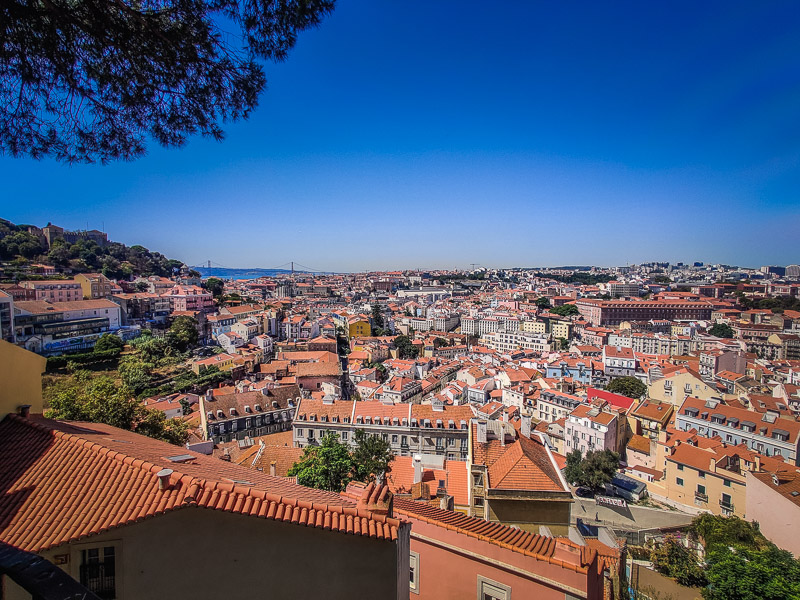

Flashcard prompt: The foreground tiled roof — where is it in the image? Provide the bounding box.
[393,498,594,573]
[0,415,399,553]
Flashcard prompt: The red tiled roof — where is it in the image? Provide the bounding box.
[386,457,470,506]
[393,499,594,573]
[0,414,399,553]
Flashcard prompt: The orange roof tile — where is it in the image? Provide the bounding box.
[0,414,399,553]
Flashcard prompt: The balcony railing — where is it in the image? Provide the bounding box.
[695,492,708,503]
[719,499,734,511]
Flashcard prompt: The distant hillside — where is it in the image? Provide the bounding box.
[0,217,186,280]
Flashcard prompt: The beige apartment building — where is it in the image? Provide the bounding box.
[74,272,115,299]
[647,367,720,406]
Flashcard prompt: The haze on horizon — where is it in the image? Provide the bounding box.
[1,1,798,271]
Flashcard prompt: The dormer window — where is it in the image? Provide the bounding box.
[344,417,351,423]
[229,408,238,417]
[216,410,224,418]
[207,411,215,420]
[244,406,252,413]
[254,404,262,411]
[356,416,363,424]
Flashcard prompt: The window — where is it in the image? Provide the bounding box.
[473,473,484,487]
[409,551,420,594]
[676,477,684,486]
[392,435,398,443]
[341,432,348,441]
[724,479,732,487]
[677,464,684,471]
[296,428,303,437]
[477,576,511,600]
[698,471,705,479]
[79,545,117,599]
[474,497,484,507]
[697,484,706,495]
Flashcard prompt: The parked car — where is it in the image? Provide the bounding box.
[574,487,594,498]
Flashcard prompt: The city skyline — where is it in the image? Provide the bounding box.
[2,0,799,269]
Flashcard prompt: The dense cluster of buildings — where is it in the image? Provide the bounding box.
[3,260,800,598]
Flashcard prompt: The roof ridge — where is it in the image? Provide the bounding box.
[394,499,592,573]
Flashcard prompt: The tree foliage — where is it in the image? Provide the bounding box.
[167,316,199,351]
[648,514,800,598]
[708,323,734,339]
[563,449,620,492]
[288,429,395,492]
[394,335,419,359]
[703,545,800,600]
[535,296,552,309]
[204,277,225,297]
[94,333,124,353]
[1,0,336,163]
[351,429,393,484]
[44,370,189,445]
[549,303,579,317]
[288,432,354,492]
[606,376,647,399]
[650,536,708,588]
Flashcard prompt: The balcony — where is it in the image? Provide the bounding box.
[719,499,734,513]
[694,492,708,503]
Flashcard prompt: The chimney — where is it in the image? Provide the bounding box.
[270,461,277,477]
[754,455,762,471]
[18,405,31,419]
[205,388,213,400]
[477,420,488,444]
[157,468,173,490]
[521,414,532,438]
[413,454,423,484]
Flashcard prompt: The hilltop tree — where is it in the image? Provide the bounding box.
[535,297,552,309]
[1,0,336,163]
[606,376,647,399]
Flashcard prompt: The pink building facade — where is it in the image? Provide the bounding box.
[163,285,214,313]
[21,280,83,302]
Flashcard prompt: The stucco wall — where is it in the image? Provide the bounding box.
[407,516,599,600]
[9,506,402,600]
[746,472,800,557]
[0,340,46,419]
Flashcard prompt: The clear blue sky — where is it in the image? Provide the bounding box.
[2,1,799,271]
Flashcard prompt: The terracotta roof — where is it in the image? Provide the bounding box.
[750,470,800,508]
[294,361,341,378]
[472,426,566,493]
[626,434,652,455]
[0,414,399,553]
[631,399,673,424]
[393,499,594,573]
[386,457,469,506]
